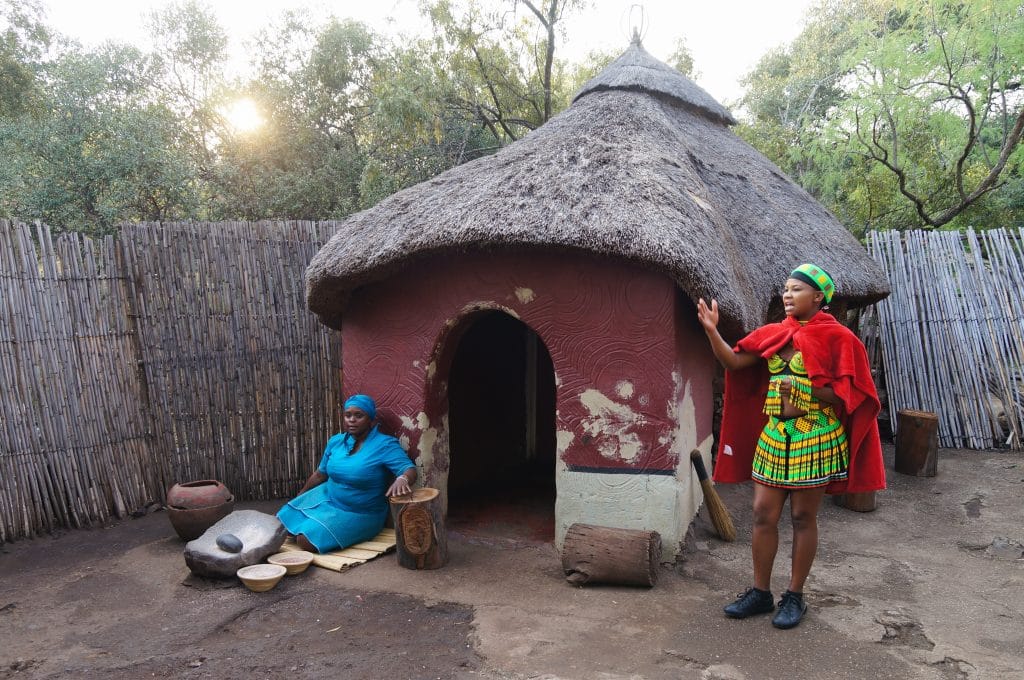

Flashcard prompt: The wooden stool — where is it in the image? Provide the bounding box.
[895,409,939,477]
[389,488,447,570]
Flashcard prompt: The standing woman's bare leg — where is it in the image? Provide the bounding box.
[787,486,828,592]
[751,484,788,590]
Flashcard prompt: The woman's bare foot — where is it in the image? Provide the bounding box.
[295,534,318,553]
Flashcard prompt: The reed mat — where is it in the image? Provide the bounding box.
[279,528,396,572]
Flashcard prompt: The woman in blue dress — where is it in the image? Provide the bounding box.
[277,394,417,553]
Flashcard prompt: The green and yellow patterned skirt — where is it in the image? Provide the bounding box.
[752,406,850,489]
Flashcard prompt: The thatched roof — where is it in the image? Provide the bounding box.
[573,38,736,126]
[306,41,889,337]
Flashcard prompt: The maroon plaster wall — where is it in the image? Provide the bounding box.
[340,250,712,476]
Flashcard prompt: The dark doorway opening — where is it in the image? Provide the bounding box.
[446,311,556,542]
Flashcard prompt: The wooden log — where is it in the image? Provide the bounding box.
[895,409,939,477]
[561,523,661,587]
[389,487,447,570]
[832,491,877,512]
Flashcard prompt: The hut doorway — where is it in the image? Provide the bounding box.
[446,311,556,542]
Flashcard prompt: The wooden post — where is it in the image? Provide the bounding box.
[561,523,661,587]
[389,488,447,570]
[895,409,939,477]
[832,491,877,512]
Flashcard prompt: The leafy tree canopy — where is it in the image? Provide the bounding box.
[737,0,1024,234]
[7,0,1019,238]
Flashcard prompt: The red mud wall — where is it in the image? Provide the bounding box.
[340,250,712,477]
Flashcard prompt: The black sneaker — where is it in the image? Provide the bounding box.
[724,587,775,618]
[771,590,807,629]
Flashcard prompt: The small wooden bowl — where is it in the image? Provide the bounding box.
[267,551,314,575]
[236,563,287,592]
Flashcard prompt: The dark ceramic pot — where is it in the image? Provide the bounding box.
[166,480,235,541]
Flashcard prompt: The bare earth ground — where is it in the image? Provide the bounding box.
[2,445,1023,680]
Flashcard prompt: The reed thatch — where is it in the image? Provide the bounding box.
[306,40,889,337]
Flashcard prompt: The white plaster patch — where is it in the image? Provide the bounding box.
[514,287,535,304]
[669,370,715,524]
[460,301,520,319]
[400,415,415,429]
[579,389,645,463]
[416,412,430,430]
[419,426,438,461]
[412,360,421,369]
[418,413,450,514]
[555,470,689,559]
[638,394,650,406]
[426,361,437,380]
[556,430,575,453]
[615,381,634,399]
[398,434,411,451]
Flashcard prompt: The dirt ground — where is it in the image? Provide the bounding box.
[2,444,1023,680]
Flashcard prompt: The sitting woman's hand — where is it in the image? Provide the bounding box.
[386,474,413,497]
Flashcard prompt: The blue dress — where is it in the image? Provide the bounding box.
[277,426,414,553]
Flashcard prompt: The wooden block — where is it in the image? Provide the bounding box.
[895,409,939,477]
[833,491,877,512]
[389,488,448,570]
[561,523,661,587]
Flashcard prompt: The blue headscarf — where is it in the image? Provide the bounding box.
[343,394,377,420]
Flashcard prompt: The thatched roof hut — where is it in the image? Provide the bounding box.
[306,40,888,338]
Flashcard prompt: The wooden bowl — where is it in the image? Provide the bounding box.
[236,564,287,592]
[267,551,314,575]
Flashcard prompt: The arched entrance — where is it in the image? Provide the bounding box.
[446,311,556,541]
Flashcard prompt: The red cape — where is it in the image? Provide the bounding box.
[713,312,886,494]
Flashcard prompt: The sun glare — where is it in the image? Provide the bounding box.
[222,98,264,134]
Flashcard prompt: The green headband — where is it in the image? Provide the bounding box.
[791,263,835,304]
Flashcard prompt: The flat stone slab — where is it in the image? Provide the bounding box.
[183,509,287,578]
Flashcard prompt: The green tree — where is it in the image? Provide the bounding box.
[838,0,1024,228]
[736,0,863,187]
[209,13,381,219]
[737,0,1024,233]
[419,0,588,146]
[0,43,199,233]
[145,0,230,190]
[0,0,50,116]
[667,37,698,80]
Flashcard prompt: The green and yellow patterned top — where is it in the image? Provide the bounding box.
[763,351,815,415]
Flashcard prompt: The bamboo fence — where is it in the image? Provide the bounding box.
[867,228,1024,450]
[0,220,343,542]
[9,220,1019,542]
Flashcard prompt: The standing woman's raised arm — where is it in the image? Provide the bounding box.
[696,298,760,372]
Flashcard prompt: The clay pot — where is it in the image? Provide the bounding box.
[166,480,235,541]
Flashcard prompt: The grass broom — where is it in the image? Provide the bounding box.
[690,449,736,542]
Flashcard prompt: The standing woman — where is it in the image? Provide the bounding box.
[696,264,884,629]
[278,394,417,553]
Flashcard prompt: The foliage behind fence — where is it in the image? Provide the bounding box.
[867,228,1024,450]
[0,221,342,542]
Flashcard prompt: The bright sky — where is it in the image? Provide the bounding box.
[41,0,816,105]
